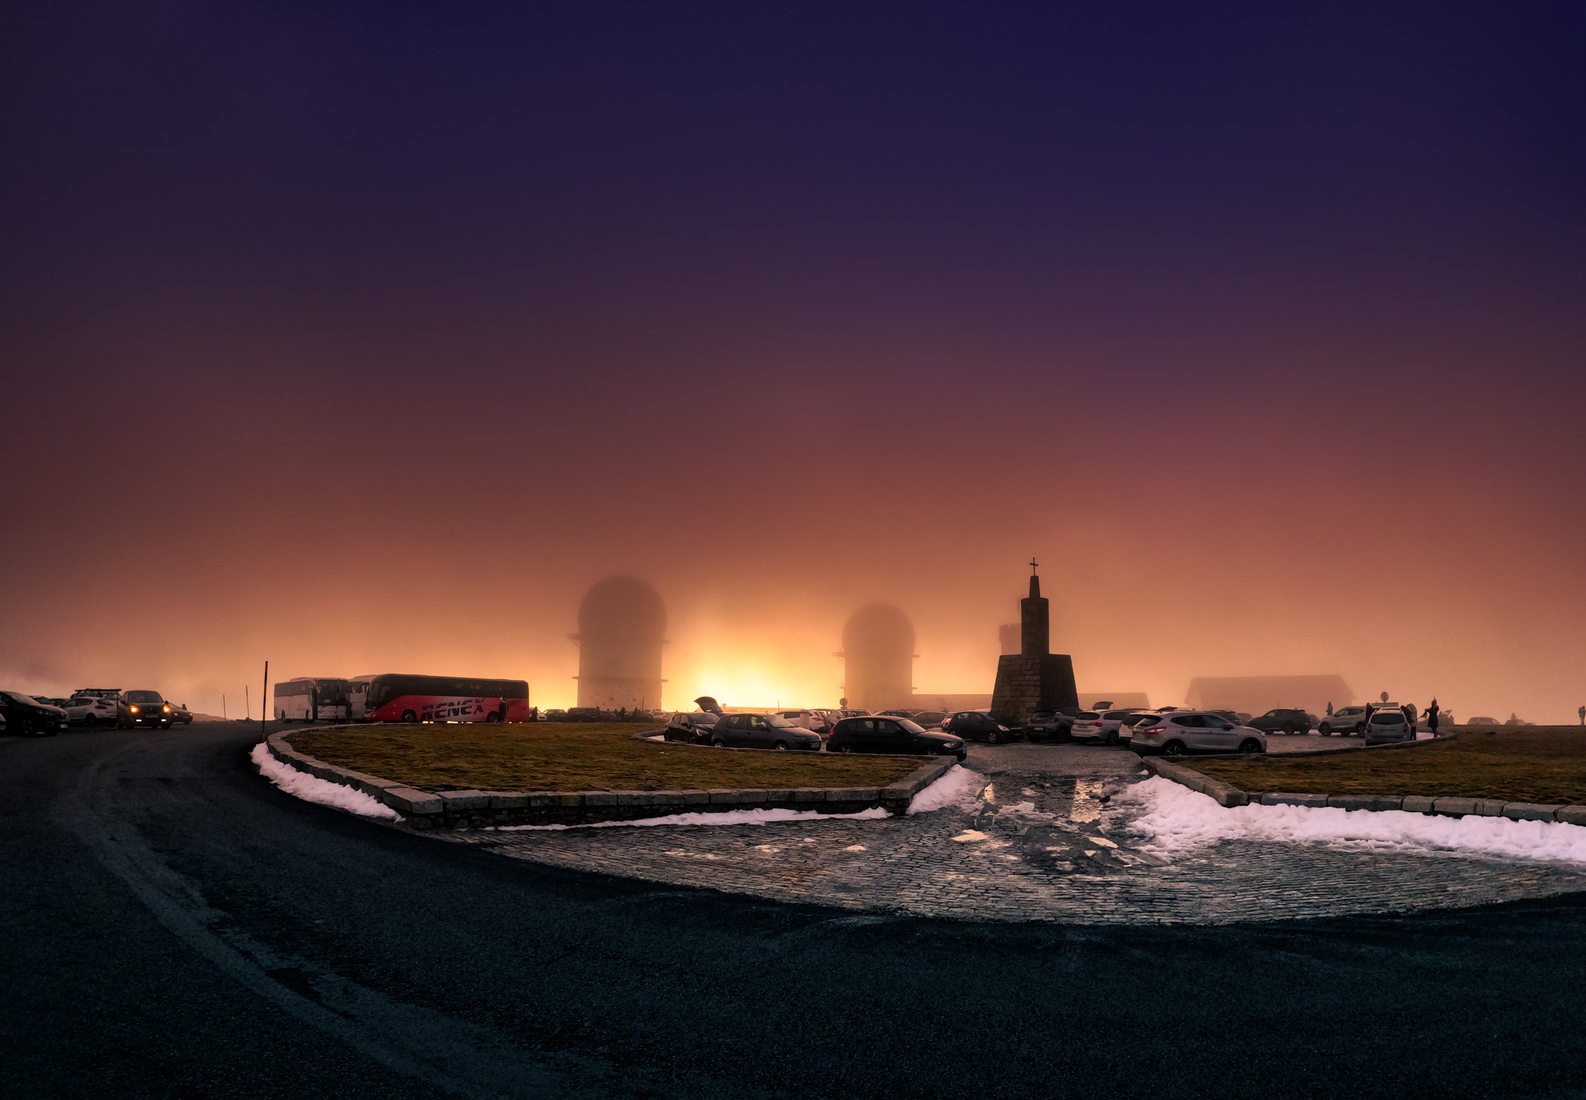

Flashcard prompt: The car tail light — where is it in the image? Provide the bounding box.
[1143,726,1165,735]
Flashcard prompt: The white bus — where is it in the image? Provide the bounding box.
[273,677,353,723]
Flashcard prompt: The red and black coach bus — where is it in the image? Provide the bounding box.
[356,674,531,724]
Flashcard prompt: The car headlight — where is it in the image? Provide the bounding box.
[162,705,171,713]
[129,705,139,714]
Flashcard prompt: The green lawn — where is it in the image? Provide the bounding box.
[286,722,922,792]
[1189,726,1586,804]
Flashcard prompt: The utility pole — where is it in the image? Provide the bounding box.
[245,685,250,724]
[261,661,269,741]
[223,694,227,721]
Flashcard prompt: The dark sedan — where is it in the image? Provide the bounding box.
[707,713,823,751]
[0,691,66,735]
[664,711,719,743]
[826,716,966,761]
[941,710,1018,744]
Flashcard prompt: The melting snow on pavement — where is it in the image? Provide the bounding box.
[1119,776,1586,865]
[906,765,988,815]
[250,743,402,821]
[492,806,889,831]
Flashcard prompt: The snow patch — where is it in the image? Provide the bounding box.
[907,765,988,815]
[998,800,1056,822]
[1119,776,1586,864]
[491,806,889,831]
[251,744,401,821]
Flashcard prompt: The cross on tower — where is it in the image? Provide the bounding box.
[1029,557,1039,575]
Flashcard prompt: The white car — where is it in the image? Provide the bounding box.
[1130,712,1267,757]
[63,696,119,727]
[1364,709,1414,745]
[777,709,831,734]
[1069,709,1151,746]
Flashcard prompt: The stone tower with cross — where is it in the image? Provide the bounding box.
[990,561,1079,725]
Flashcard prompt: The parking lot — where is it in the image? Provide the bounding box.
[450,735,1586,924]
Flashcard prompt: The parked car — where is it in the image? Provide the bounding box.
[827,715,966,761]
[911,710,947,728]
[940,710,1018,744]
[1124,712,1165,736]
[0,691,67,735]
[170,702,194,725]
[707,713,823,751]
[1466,716,1499,726]
[1365,708,1415,745]
[73,687,123,701]
[664,711,719,743]
[1130,712,1267,757]
[777,709,833,734]
[1317,706,1368,736]
[1248,709,1317,735]
[63,695,120,727]
[1069,711,1104,741]
[1070,709,1148,746]
[118,690,174,729]
[1025,709,1076,742]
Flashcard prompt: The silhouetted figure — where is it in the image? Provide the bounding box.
[1427,698,1440,737]
[618,706,627,720]
[1326,701,1334,717]
[1578,705,1584,727]
[530,706,539,723]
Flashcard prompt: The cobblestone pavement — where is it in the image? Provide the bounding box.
[434,738,1586,925]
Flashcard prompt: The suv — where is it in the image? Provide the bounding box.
[1131,712,1266,757]
[940,711,1018,744]
[119,690,174,729]
[1248,709,1317,735]
[1317,706,1368,736]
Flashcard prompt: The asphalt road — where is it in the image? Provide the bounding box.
[4,723,1585,1099]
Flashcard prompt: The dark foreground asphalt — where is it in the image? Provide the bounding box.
[3,724,1585,1099]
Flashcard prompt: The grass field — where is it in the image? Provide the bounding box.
[286,723,922,792]
[1189,726,1586,804]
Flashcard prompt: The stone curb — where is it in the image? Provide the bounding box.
[1141,758,1249,807]
[1141,748,1584,824]
[264,733,955,829]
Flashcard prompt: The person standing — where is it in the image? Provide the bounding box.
[1326,701,1334,717]
[1427,698,1440,737]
